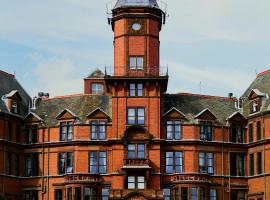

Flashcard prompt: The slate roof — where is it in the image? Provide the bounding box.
[86,69,105,79]
[161,93,238,125]
[241,70,270,116]
[33,94,111,126]
[0,70,31,116]
[114,0,159,9]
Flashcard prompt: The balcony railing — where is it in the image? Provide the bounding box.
[105,66,168,77]
[124,158,150,166]
[109,189,164,199]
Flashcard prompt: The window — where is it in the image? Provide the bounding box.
[84,188,97,200]
[200,187,205,200]
[163,189,171,200]
[102,188,109,200]
[249,123,253,143]
[129,56,144,69]
[181,188,188,200]
[92,83,103,94]
[60,122,73,141]
[16,125,20,143]
[127,107,145,125]
[251,100,259,113]
[8,121,12,141]
[89,151,107,174]
[200,121,213,141]
[6,152,12,175]
[127,144,145,159]
[91,121,106,140]
[11,100,18,114]
[24,191,38,200]
[257,152,262,175]
[239,191,246,200]
[249,154,254,176]
[25,154,39,177]
[58,152,73,174]
[230,153,245,176]
[166,121,181,140]
[256,121,261,141]
[55,189,62,200]
[75,187,81,200]
[67,188,72,200]
[127,176,145,189]
[199,152,214,174]
[25,125,38,144]
[191,188,198,200]
[209,189,217,200]
[230,124,244,143]
[129,83,143,97]
[15,154,19,176]
[166,152,183,174]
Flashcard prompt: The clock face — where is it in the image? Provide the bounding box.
[132,23,141,31]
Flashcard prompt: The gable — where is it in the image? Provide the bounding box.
[227,112,246,122]
[6,90,22,101]
[56,109,77,120]
[248,89,265,100]
[87,108,110,119]
[195,109,217,121]
[162,107,186,120]
[24,112,42,123]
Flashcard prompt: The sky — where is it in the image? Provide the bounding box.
[0,0,270,98]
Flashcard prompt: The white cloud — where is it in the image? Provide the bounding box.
[33,58,83,97]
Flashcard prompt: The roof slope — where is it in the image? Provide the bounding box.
[241,70,270,116]
[0,70,31,116]
[33,95,111,126]
[162,93,238,125]
[114,0,159,9]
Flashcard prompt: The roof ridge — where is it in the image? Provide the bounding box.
[44,93,103,101]
[0,70,15,78]
[168,92,237,101]
[257,69,270,77]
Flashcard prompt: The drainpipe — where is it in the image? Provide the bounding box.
[221,126,225,200]
[262,115,266,200]
[42,127,45,200]
[47,127,50,200]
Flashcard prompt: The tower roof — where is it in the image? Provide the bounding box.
[114,0,160,9]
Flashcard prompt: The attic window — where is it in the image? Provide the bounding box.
[91,83,103,94]
[11,100,18,114]
[250,99,260,113]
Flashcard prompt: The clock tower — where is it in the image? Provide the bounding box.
[109,0,167,76]
[105,1,168,198]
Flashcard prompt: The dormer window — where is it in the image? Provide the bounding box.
[60,122,73,141]
[129,56,144,70]
[252,100,259,113]
[91,83,103,94]
[200,121,213,141]
[166,121,181,140]
[11,100,18,114]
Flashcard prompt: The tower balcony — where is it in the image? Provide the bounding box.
[122,158,151,170]
[104,66,168,78]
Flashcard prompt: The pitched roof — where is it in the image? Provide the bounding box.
[86,69,105,79]
[161,93,238,125]
[114,0,159,9]
[242,69,270,116]
[32,94,111,126]
[0,70,31,116]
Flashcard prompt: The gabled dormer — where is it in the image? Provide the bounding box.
[56,109,77,121]
[162,107,186,120]
[87,108,111,121]
[195,108,217,141]
[227,111,247,143]
[248,89,266,114]
[5,90,22,115]
[194,108,217,122]
[24,112,43,124]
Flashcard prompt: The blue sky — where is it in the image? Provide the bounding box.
[0,0,270,98]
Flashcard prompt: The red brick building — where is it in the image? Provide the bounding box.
[0,0,270,200]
